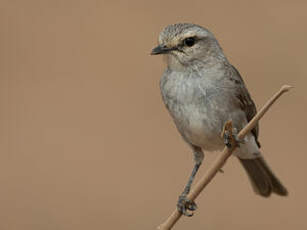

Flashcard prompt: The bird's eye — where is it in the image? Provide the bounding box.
[183,37,196,47]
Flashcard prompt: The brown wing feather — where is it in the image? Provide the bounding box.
[231,65,261,147]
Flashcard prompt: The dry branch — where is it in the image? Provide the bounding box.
[157,85,293,230]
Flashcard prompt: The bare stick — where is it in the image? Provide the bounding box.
[157,85,293,230]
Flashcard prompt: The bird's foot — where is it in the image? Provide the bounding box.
[177,194,197,217]
[223,129,245,148]
[222,121,245,148]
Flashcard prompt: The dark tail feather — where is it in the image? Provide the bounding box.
[238,157,288,197]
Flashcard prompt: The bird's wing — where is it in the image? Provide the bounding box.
[230,65,261,148]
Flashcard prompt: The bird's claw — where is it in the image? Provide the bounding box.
[177,195,197,217]
[223,128,245,148]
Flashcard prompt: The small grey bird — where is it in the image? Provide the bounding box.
[151,23,288,216]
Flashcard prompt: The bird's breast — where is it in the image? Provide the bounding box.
[160,72,225,150]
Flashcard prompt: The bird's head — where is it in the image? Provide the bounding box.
[151,23,224,69]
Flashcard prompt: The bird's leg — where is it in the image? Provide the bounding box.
[177,146,204,217]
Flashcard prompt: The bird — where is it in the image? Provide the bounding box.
[151,23,288,216]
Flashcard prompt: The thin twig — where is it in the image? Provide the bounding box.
[157,85,293,230]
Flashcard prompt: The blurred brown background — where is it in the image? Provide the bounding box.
[1,0,306,229]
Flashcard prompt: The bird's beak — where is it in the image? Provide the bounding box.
[151,45,175,55]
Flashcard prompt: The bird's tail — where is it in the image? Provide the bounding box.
[238,156,288,197]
